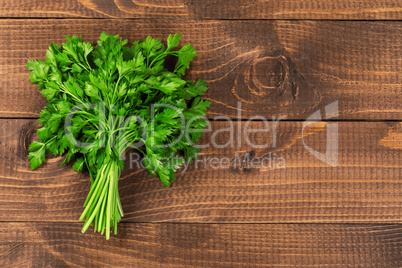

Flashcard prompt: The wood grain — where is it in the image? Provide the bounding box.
[0,19,401,120]
[1,0,402,20]
[1,119,401,223]
[0,222,401,267]
[2,0,401,265]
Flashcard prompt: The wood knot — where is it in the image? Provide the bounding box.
[251,57,286,91]
[19,121,39,159]
[230,53,320,117]
[230,151,260,174]
[231,55,295,104]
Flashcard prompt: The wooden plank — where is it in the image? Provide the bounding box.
[0,119,401,222]
[0,20,401,120]
[0,222,401,267]
[197,0,402,20]
[1,0,402,20]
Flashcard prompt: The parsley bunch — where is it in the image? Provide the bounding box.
[27,33,210,239]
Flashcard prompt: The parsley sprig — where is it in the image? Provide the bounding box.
[27,33,210,239]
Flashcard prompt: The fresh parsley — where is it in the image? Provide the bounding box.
[27,33,210,239]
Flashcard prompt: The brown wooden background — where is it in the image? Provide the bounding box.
[1,1,402,267]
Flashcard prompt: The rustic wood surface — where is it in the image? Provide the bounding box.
[1,223,401,267]
[1,0,402,20]
[0,19,401,119]
[0,119,401,223]
[0,1,401,267]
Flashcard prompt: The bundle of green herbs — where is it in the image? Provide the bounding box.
[27,33,209,239]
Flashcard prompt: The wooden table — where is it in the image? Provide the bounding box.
[1,1,401,267]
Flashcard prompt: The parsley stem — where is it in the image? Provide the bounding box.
[80,158,123,239]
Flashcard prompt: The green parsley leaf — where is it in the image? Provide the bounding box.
[28,144,45,170]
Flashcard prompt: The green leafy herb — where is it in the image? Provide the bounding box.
[27,33,210,239]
